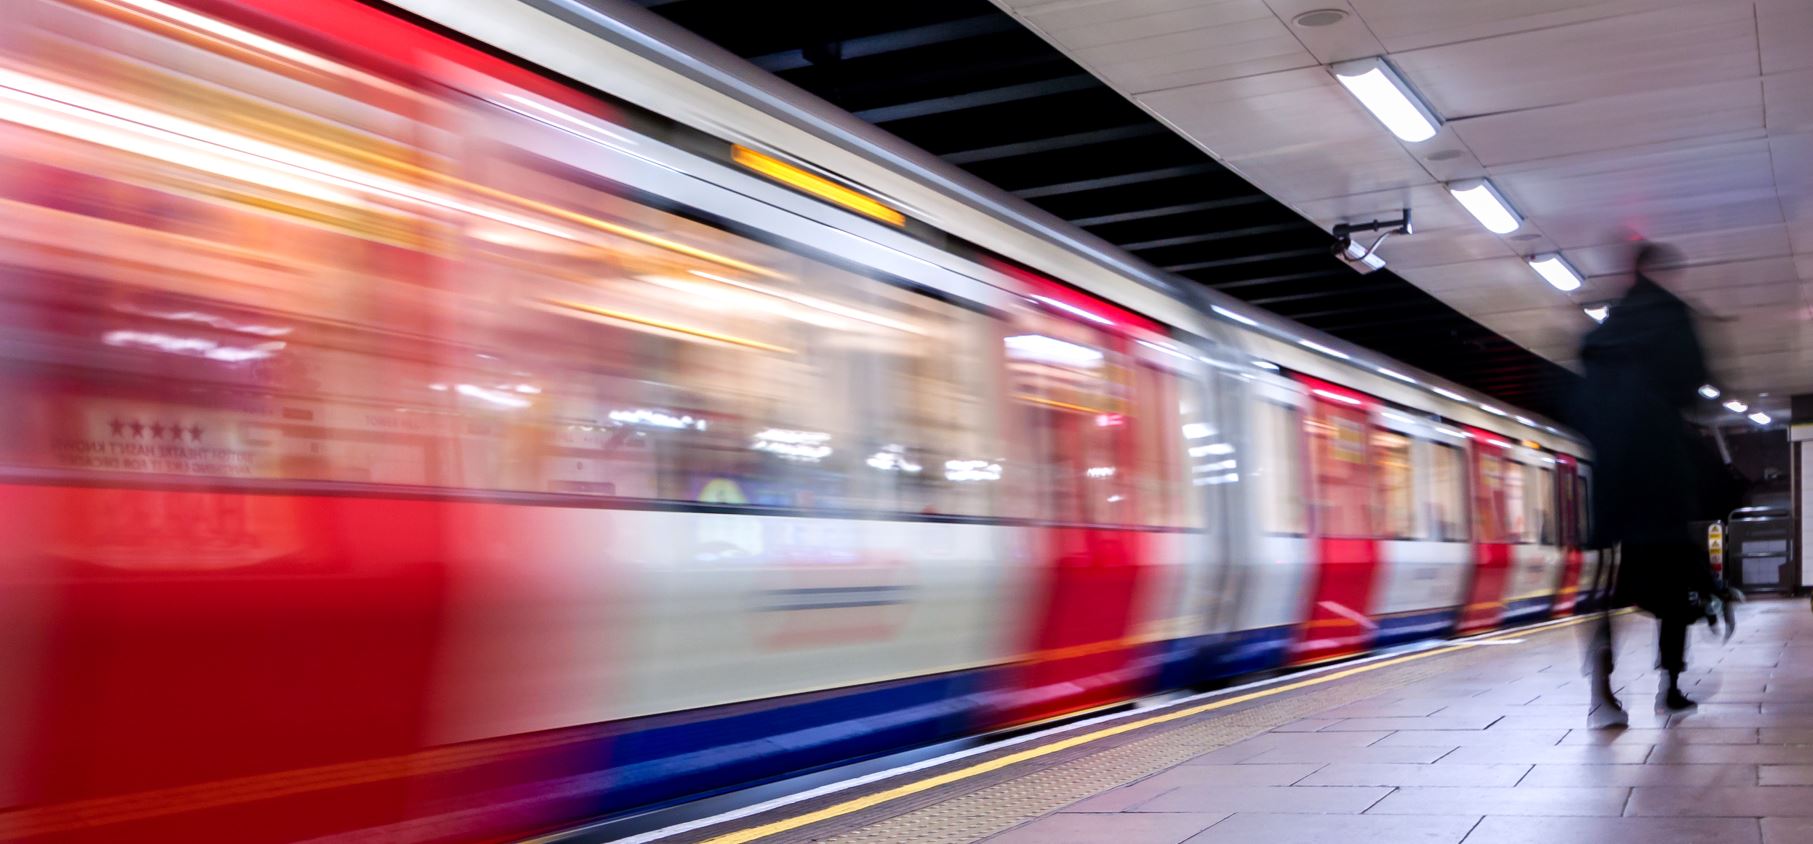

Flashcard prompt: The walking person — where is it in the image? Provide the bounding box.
[1571,241,1717,727]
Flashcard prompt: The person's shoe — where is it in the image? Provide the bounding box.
[1589,702,1630,729]
[1657,687,1698,713]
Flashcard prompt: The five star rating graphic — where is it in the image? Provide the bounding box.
[110,418,204,442]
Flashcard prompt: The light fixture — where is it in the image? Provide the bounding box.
[1480,404,1509,417]
[1724,400,1748,413]
[1527,253,1581,292]
[1515,415,1535,426]
[1253,359,1280,371]
[1331,57,1440,143]
[1583,305,1609,323]
[1749,412,1772,425]
[1299,338,1351,360]
[1376,367,1417,384]
[1431,386,1467,402]
[1447,179,1522,234]
[1698,385,1721,400]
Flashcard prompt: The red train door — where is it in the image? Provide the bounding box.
[1457,432,1514,633]
[992,280,1159,727]
[1290,379,1381,664]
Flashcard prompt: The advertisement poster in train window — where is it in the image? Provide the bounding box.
[1475,450,1508,543]
[1311,402,1371,538]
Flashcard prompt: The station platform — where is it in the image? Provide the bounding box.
[631,600,1813,844]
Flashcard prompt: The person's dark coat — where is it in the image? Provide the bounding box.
[1570,274,1713,615]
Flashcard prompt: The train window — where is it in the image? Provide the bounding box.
[1252,401,1306,535]
[454,149,1008,516]
[1132,363,1203,528]
[1533,465,1557,545]
[1503,461,1528,542]
[1430,442,1469,541]
[1474,450,1509,543]
[1006,310,1132,525]
[1373,429,1417,539]
[1308,402,1372,538]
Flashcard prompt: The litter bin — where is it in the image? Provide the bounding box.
[1726,506,1794,593]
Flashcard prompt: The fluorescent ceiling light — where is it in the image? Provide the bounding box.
[1480,404,1509,417]
[1299,338,1351,360]
[1515,415,1535,426]
[1724,400,1748,413]
[1376,367,1417,384]
[1583,305,1609,323]
[1749,412,1772,425]
[1698,385,1721,400]
[1432,386,1467,402]
[1447,179,1522,234]
[1313,388,1362,406]
[1527,254,1582,292]
[1344,239,1387,270]
[1331,57,1440,143]
[1211,304,1259,327]
[1253,359,1280,371]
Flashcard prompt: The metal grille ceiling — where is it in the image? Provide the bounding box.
[633,0,1579,417]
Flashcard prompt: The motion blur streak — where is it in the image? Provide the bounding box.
[0,1,1594,842]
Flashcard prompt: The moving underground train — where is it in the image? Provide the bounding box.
[0,0,1597,840]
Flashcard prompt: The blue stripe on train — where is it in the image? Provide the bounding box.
[1371,608,1458,648]
[1201,625,1294,679]
[591,668,989,814]
[1501,595,1555,625]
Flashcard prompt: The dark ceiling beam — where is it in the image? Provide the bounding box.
[1013,162,1220,199]
[1158,246,1325,272]
[1246,283,1408,307]
[853,74,1096,122]
[1120,222,1306,252]
[750,15,1019,71]
[1204,270,1346,290]
[942,124,1163,164]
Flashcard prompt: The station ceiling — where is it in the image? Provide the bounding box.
[986,0,1813,428]
[631,0,1581,419]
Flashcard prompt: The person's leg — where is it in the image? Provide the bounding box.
[1657,611,1695,711]
[1589,610,1628,728]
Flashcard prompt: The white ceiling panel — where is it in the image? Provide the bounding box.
[1006,0,1813,401]
[1260,0,1385,64]
[1564,227,1797,281]
[1138,68,1431,201]
[1016,0,1315,93]
[1759,0,1813,74]
[1389,4,1757,118]
[1764,70,1813,134]
[1348,0,1709,53]
[1494,139,1781,246]
[1451,78,1763,168]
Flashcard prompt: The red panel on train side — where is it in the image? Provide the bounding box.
[1295,537,1383,662]
[996,526,1150,727]
[1457,542,1513,633]
[1289,378,1382,664]
[1458,430,1515,633]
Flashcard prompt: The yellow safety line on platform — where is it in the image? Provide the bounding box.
[697,613,1599,844]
